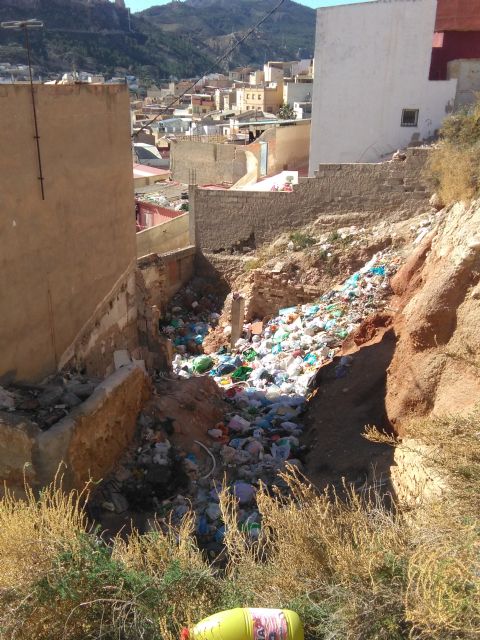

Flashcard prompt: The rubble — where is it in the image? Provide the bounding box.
[0,373,99,431]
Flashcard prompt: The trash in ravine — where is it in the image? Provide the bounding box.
[94,251,400,555]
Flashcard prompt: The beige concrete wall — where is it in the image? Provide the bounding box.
[254,122,311,175]
[136,214,191,258]
[273,121,311,172]
[170,141,247,185]
[0,413,39,493]
[191,148,432,251]
[0,84,137,383]
[448,59,480,108]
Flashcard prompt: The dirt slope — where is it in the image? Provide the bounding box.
[387,198,480,429]
[302,199,480,493]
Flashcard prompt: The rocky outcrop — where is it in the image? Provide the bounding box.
[387,199,480,428]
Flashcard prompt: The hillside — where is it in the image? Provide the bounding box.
[0,0,315,81]
[0,0,215,80]
[141,0,316,68]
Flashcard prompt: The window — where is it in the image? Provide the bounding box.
[258,94,261,100]
[401,108,419,127]
[247,94,250,99]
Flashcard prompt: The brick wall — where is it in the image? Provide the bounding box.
[136,247,195,369]
[191,148,432,251]
[246,269,325,320]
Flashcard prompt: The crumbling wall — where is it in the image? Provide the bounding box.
[244,268,324,320]
[191,149,432,251]
[0,413,39,492]
[0,365,150,495]
[137,247,195,316]
[35,364,150,491]
[59,264,138,379]
[136,247,195,371]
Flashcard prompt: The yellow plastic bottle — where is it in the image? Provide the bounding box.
[182,608,304,640]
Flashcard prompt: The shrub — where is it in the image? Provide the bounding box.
[289,232,316,250]
[427,101,480,204]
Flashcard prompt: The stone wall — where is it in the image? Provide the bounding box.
[191,148,432,251]
[245,268,325,320]
[0,365,150,495]
[137,246,195,315]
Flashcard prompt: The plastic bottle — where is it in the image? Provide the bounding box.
[183,607,303,640]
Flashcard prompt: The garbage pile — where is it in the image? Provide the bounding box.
[151,251,400,553]
[0,372,99,430]
[159,279,223,357]
[91,252,399,548]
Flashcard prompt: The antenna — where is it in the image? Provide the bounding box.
[1,19,46,200]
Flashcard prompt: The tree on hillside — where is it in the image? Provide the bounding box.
[278,102,297,120]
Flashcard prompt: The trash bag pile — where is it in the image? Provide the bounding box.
[162,252,399,553]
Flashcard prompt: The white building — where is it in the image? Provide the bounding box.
[283,79,313,106]
[308,0,457,174]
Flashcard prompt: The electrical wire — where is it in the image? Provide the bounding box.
[132,0,286,138]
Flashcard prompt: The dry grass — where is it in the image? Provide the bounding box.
[0,411,478,639]
[0,468,88,591]
[427,101,480,204]
[365,409,480,638]
[220,470,410,640]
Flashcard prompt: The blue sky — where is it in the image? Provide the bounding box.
[126,0,370,12]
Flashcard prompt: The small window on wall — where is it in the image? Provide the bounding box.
[401,108,419,127]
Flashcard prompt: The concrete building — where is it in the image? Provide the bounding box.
[283,79,313,107]
[294,101,312,120]
[309,0,457,173]
[236,82,284,114]
[249,70,265,85]
[0,84,137,382]
[430,0,480,80]
[229,67,255,83]
[264,62,285,83]
[191,93,216,115]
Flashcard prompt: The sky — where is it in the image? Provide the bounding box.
[126,0,370,12]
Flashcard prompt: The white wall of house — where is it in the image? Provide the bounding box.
[284,80,313,106]
[309,0,457,174]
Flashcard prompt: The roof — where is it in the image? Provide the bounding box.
[236,118,310,128]
[133,164,170,178]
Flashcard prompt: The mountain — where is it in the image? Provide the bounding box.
[0,0,315,81]
[141,0,315,69]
